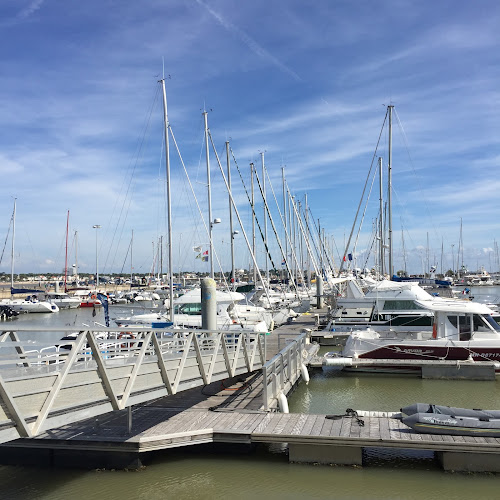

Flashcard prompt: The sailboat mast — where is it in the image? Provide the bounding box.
[10,199,16,289]
[378,156,384,277]
[261,152,269,284]
[459,217,463,276]
[130,230,133,284]
[64,210,69,291]
[387,105,394,278]
[203,111,215,279]
[250,162,257,285]
[160,78,174,320]
[74,231,78,282]
[226,141,236,288]
[282,167,288,284]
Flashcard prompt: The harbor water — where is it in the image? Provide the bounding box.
[1,287,500,499]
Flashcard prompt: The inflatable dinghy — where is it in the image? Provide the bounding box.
[402,411,500,437]
[401,403,500,420]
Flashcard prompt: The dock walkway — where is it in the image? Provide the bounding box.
[2,308,500,472]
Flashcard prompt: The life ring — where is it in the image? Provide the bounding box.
[91,294,97,300]
[118,332,136,349]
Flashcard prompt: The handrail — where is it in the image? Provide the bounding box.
[262,331,309,411]
[0,325,265,444]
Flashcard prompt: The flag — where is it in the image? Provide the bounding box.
[193,246,202,252]
[195,253,201,259]
[343,255,346,262]
[348,253,353,261]
[281,260,286,266]
[203,250,208,256]
[202,255,208,262]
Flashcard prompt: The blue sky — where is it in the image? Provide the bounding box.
[0,0,499,276]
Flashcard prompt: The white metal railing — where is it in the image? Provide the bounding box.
[262,331,309,411]
[0,326,264,443]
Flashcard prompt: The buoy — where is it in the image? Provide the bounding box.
[278,392,289,413]
[300,363,310,385]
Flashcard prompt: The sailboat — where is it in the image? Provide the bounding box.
[0,200,59,314]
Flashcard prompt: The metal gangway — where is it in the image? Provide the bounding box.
[0,325,266,444]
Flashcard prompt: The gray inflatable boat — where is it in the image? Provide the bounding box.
[401,403,500,420]
[402,411,500,437]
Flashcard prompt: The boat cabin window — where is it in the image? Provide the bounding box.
[447,314,473,340]
[174,303,202,315]
[382,300,425,311]
[483,315,500,332]
[447,313,500,339]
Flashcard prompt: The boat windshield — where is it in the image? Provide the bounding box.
[483,314,500,332]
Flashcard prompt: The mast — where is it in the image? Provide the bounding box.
[304,193,310,286]
[226,141,236,288]
[250,162,257,285]
[261,152,269,285]
[74,230,78,282]
[160,78,174,320]
[203,111,215,279]
[130,230,133,285]
[282,167,287,284]
[10,199,16,290]
[64,210,69,292]
[387,105,394,277]
[378,156,384,277]
[426,232,430,276]
[459,217,463,277]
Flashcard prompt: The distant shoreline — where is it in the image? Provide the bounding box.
[0,283,134,300]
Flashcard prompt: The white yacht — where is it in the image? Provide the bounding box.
[340,300,500,373]
[0,295,59,313]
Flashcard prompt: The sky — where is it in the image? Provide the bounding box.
[0,0,499,277]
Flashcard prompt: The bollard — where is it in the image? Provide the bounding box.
[316,276,324,309]
[201,277,217,331]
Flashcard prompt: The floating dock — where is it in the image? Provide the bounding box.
[1,308,500,472]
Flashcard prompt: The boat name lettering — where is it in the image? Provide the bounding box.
[394,347,434,355]
[422,416,456,425]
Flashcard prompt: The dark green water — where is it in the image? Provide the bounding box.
[1,294,500,499]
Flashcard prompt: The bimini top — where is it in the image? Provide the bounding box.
[414,298,493,314]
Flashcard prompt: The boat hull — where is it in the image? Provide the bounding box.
[403,412,500,437]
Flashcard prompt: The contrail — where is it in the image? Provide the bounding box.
[195,0,301,82]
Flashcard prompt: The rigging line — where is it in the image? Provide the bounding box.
[250,170,279,272]
[119,237,132,275]
[208,133,269,306]
[168,127,231,295]
[352,155,379,258]
[210,138,273,308]
[0,211,13,267]
[338,110,388,275]
[308,212,335,278]
[265,169,312,289]
[285,185,321,280]
[229,147,277,272]
[103,84,161,274]
[393,109,442,244]
[254,168,301,295]
[362,220,378,272]
[278,187,316,289]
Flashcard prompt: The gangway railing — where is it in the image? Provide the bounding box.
[261,331,309,411]
[0,326,265,444]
